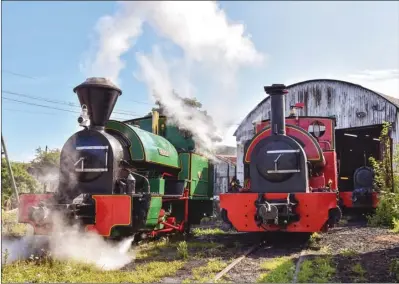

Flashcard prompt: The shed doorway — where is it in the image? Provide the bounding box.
[336,125,382,191]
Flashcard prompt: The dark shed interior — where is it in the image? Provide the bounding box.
[336,125,382,191]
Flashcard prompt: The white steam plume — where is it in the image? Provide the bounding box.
[2,147,134,270]
[83,1,265,155]
[2,212,135,270]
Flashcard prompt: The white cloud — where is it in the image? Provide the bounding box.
[284,69,399,98]
[83,1,266,153]
[348,69,399,82]
[346,69,399,98]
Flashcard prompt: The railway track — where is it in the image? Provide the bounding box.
[210,237,309,283]
[213,242,267,282]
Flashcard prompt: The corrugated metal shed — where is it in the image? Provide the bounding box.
[234,79,399,182]
[213,155,236,195]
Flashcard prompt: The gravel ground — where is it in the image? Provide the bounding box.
[160,216,399,283]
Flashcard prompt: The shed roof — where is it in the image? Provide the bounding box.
[234,79,399,136]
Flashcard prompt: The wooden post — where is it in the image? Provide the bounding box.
[1,134,19,204]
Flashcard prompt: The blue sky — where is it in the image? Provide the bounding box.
[2,1,399,162]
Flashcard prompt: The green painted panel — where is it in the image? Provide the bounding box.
[105,120,180,168]
[190,154,210,197]
[178,153,190,180]
[124,116,197,151]
[149,178,165,195]
[145,197,162,228]
[164,125,196,151]
[134,117,153,132]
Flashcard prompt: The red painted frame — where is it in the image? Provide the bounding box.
[339,191,379,208]
[220,192,338,232]
[148,188,190,237]
[18,188,191,238]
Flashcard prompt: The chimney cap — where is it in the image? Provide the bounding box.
[264,84,288,95]
[73,77,122,94]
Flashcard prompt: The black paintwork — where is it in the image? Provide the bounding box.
[247,84,309,193]
[74,78,122,128]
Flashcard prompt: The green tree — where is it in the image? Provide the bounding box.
[30,147,61,170]
[29,147,61,192]
[1,158,38,209]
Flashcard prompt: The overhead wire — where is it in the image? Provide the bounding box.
[3,108,61,116]
[2,90,142,117]
[2,69,241,126]
[2,69,154,105]
[2,97,125,120]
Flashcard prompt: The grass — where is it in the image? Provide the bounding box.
[135,238,174,260]
[2,230,229,283]
[183,258,227,283]
[308,232,323,250]
[390,259,399,281]
[340,248,358,257]
[351,263,367,282]
[2,258,185,283]
[297,256,336,283]
[192,227,226,237]
[257,256,296,283]
[177,241,189,259]
[319,246,332,255]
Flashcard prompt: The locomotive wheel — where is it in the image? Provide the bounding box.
[328,207,343,227]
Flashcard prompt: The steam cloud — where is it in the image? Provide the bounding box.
[82,1,265,156]
[2,143,134,270]
[2,212,135,270]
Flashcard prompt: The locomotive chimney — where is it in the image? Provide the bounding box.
[73,77,122,130]
[264,84,288,135]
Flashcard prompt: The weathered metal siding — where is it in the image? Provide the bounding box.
[236,143,245,185]
[235,80,399,182]
[213,160,236,195]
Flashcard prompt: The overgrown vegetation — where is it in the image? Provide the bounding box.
[192,227,225,236]
[183,258,227,283]
[2,258,185,283]
[1,158,38,208]
[1,209,29,236]
[257,256,296,283]
[368,121,399,229]
[391,218,399,233]
[340,248,358,257]
[297,256,336,283]
[308,232,323,250]
[390,259,399,281]
[351,263,367,282]
[177,241,189,259]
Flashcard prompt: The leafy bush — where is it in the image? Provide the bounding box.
[368,122,399,228]
[1,146,61,209]
[392,218,399,233]
[1,159,38,208]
